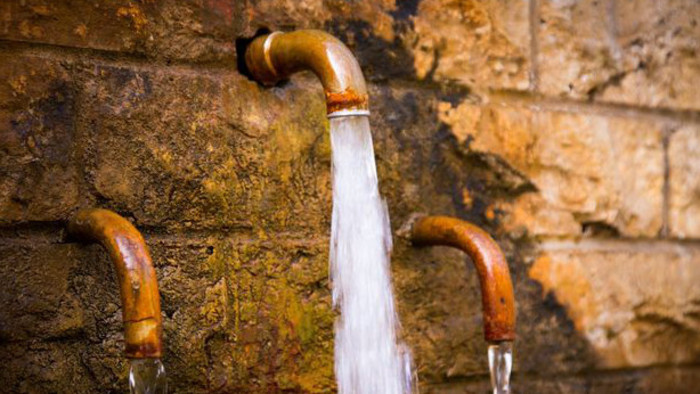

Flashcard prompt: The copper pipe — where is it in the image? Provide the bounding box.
[244,29,369,117]
[68,208,163,358]
[408,215,515,342]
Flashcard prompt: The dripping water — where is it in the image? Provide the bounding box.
[330,116,414,393]
[488,341,513,394]
[129,358,167,394]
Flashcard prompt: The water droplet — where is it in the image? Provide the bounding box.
[129,358,167,394]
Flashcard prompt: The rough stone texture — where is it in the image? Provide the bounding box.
[393,238,596,381]
[530,241,700,368]
[155,236,336,393]
[0,55,84,223]
[1,0,699,392]
[248,0,397,41]
[537,0,617,99]
[595,0,700,110]
[538,0,700,110]
[79,66,334,233]
[0,242,84,343]
[438,102,665,238]
[0,235,335,393]
[669,124,700,239]
[410,0,531,90]
[426,366,700,393]
[0,0,245,63]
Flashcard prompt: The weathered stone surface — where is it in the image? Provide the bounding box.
[0,341,105,393]
[425,365,700,393]
[0,240,125,393]
[152,236,335,393]
[410,0,531,90]
[438,102,665,238]
[529,241,700,368]
[669,124,700,238]
[595,0,700,110]
[0,0,244,63]
[0,243,84,342]
[246,0,397,41]
[80,65,333,233]
[0,235,335,393]
[538,0,700,110]
[0,55,83,223]
[537,0,616,98]
[393,238,596,382]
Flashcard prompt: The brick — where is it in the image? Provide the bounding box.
[410,0,531,90]
[438,102,665,237]
[669,124,700,238]
[537,0,616,98]
[146,236,335,392]
[529,241,700,368]
[247,0,397,41]
[0,0,244,63]
[424,366,700,393]
[537,0,700,111]
[0,342,107,393]
[594,0,700,110]
[79,65,337,233]
[0,242,84,342]
[0,55,83,223]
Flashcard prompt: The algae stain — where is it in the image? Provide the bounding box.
[205,239,232,281]
[201,278,229,327]
[117,3,148,32]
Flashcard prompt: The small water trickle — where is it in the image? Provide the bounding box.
[330,116,413,393]
[129,358,167,394]
[488,341,513,394]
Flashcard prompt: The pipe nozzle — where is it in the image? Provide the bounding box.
[68,208,163,358]
[244,29,369,117]
[407,215,516,342]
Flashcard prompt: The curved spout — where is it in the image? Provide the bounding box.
[68,208,163,358]
[407,215,515,342]
[244,29,369,117]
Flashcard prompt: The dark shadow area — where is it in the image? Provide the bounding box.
[235,27,271,83]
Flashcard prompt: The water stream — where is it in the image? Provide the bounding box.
[329,116,413,394]
[488,341,513,394]
[129,358,167,394]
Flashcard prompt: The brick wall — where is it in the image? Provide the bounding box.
[0,1,698,393]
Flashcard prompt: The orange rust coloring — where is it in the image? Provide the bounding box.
[68,208,163,358]
[409,215,516,342]
[325,89,369,113]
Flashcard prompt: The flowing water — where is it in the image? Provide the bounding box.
[129,358,167,394]
[329,116,413,394]
[488,341,513,394]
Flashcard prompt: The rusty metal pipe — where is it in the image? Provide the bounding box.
[407,215,515,342]
[68,208,163,358]
[244,29,369,117]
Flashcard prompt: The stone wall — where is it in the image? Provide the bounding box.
[1,0,699,393]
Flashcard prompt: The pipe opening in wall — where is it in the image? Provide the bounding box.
[235,28,272,83]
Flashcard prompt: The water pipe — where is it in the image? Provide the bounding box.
[68,208,163,358]
[244,29,369,118]
[403,215,516,342]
